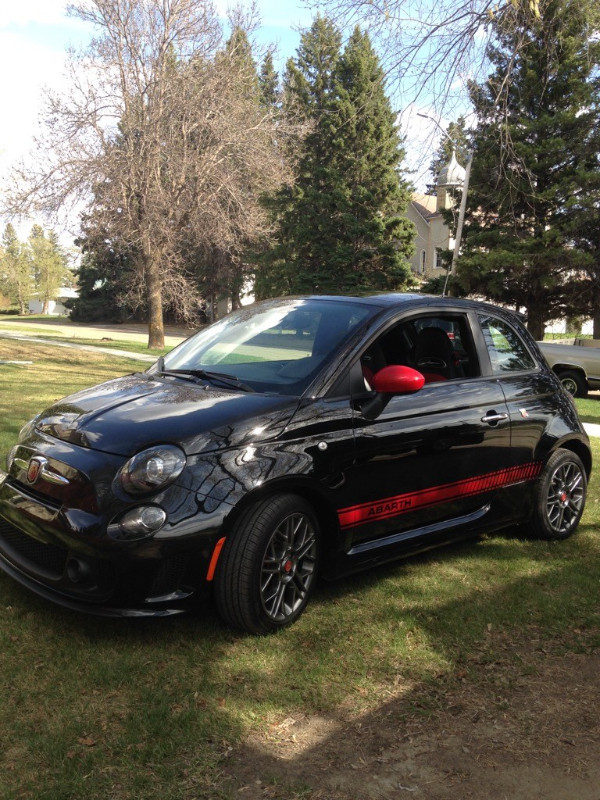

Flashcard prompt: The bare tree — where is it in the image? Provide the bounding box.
[310,1,549,116]
[2,0,289,347]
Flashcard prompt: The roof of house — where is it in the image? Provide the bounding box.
[411,193,438,223]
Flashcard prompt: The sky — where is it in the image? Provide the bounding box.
[0,0,449,240]
[0,1,312,179]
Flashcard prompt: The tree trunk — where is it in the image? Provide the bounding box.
[145,253,165,349]
[593,287,600,339]
[527,305,545,341]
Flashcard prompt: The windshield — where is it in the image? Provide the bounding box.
[153,298,372,395]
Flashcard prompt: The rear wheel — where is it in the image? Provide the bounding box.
[214,494,320,634]
[530,449,587,540]
[556,369,587,398]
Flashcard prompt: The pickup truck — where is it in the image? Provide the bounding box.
[537,340,600,397]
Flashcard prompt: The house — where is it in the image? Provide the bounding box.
[28,287,79,316]
[406,153,466,279]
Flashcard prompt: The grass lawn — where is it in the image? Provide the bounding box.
[0,320,171,358]
[574,393,600,424]
[0,341,599,799]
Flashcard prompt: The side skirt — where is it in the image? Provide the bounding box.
[347,504,490,556]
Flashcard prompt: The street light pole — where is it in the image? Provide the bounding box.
[416,112,472,296]
[445,150,472,295]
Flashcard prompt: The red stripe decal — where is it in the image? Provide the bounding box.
[337,462,542,530]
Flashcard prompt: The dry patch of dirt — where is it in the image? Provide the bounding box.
[221,641,600,799]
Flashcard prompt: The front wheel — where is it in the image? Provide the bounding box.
[530,449,587,540]
[214,494,320,634]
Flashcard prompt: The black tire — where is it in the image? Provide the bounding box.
[214,494,320,634]
[557,369,588,398]
[530,449,587,540]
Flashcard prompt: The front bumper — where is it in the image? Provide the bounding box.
[0,468,224,618]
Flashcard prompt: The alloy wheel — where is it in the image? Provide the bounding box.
[545,460,585,535]
[259,512,318,623]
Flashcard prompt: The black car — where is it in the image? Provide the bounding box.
[0,295,591,633]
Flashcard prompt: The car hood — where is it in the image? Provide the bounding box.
[34,374,299,457]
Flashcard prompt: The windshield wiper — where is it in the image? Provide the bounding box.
[157,367,255,393]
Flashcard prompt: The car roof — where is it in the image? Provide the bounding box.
[306,293,515,317]
[250,294,525,329]
[307,293,424,306]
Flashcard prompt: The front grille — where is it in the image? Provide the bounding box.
[0,518,67,579]
[9,447,98,513]
[0,517,117,600]
[5,477,61,510]
[148,553,190,598]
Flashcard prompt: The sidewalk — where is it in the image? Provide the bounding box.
[0,330,157,362]
[0,317,190,348]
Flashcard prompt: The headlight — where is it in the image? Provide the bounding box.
[18,417,38,442]
[6,445,18,472]
[118,445,186,495]
[108,506,167,540]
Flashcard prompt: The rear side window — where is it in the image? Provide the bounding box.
[479,315,535,373]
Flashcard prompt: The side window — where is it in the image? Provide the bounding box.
[361,313,479,386]
[479,315,535,373]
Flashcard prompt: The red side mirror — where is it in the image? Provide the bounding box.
[371,365,425,394]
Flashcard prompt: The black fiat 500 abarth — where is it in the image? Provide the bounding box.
[0,295,591,633]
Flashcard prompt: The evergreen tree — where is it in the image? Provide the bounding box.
[318,26,414,292]
[572,208,600,339]
[256,18,414,296]
[29,226,72,314]
[563,124,600,338]
[284,15,342,122]
[222,27,260,101]
[213,27,266,309]
[68,224,138,323]
[458,0,600,339]
[255,16,343,297]
[259,52,279,107]
[0,224,33,314]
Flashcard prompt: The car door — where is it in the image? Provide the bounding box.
[338,309,514,565]
[477,312,564,479]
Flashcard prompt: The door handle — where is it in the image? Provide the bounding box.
[481,411,509,425]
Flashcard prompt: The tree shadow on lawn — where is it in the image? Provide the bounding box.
[1,524,599,799]
[215,527,600,799]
